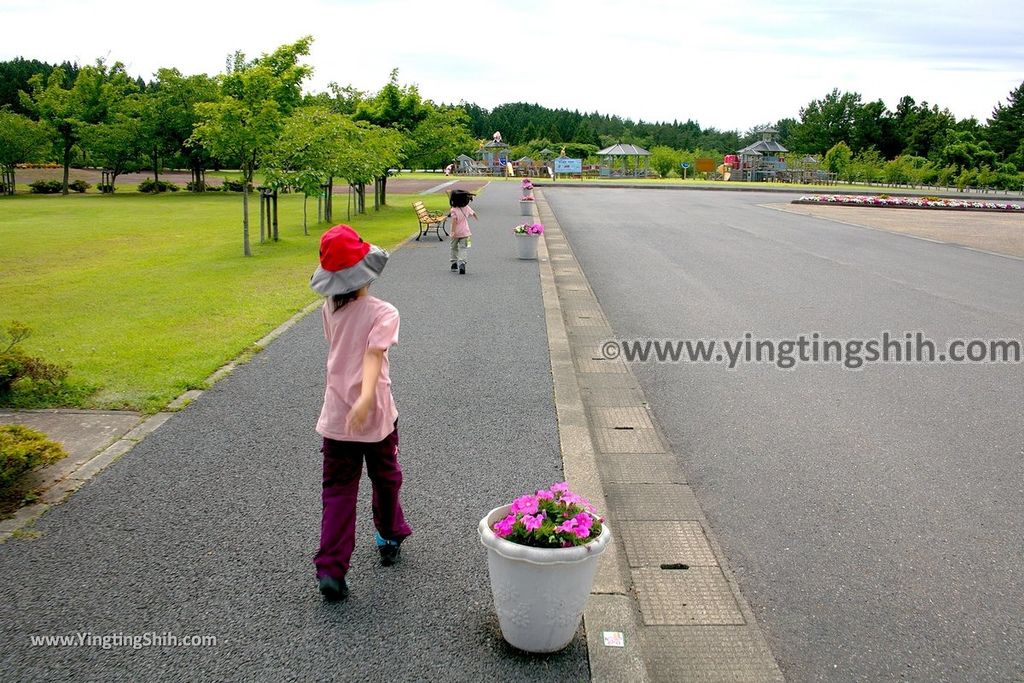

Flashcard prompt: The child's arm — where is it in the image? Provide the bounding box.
[346,347,385,432]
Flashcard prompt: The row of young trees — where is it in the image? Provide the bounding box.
[0,41,477,256]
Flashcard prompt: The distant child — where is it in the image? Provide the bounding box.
[447,189,478,275]
[309,224,412,602]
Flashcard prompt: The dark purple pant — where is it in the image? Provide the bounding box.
[314,425,412,580]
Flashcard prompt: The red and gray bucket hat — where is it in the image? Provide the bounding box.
[309,225,389,296]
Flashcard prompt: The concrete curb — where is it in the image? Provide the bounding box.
[534,192,650,682]
[536,189,784,681]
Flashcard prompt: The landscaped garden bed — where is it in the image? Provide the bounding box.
[793,194,1024,212]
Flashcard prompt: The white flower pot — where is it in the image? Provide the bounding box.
[521,189,534,199]
[519,201,534,216]
[478,504,611,653]
[514,234,540,260]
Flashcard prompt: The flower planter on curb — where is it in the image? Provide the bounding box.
[478,504,611,653]
[519,200,534,216]
[514,233,540,259]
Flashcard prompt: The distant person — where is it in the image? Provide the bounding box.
[447,189,477,275]
[309,225,412,602]
[444,162,454,176]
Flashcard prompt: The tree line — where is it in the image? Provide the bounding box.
[460,85,1024,190]
[0,40,477,256]
[2,43,1022,231]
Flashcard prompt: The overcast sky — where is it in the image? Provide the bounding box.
[2,0,1022,133]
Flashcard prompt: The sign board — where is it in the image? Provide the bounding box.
[681,162,691,169]
[554,158,582,174]
[695,158,716,173]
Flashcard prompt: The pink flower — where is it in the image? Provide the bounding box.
[522,513,545,531]
[511,494,539,515]
[561,492,583,506]
[494,514,517,537]
[556,518,579,535]
[536,489,554,500]
[550,482,570,494]
[574,512,594,538]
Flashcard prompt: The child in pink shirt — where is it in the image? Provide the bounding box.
[309,224,412,602]
[447,189,477,274]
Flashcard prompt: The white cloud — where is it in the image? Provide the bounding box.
[2,0,1021,131]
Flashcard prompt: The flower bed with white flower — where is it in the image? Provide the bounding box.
[793,194,1024,212]
[491,482,604,548]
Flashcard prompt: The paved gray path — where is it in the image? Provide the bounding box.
[0,182,589,681]
[544,187,1024,682]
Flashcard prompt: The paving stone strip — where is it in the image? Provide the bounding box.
[536,190,785,682]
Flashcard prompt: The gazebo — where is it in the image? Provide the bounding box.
[597,143,652,177]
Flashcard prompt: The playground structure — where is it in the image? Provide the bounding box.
[718,130,835,184]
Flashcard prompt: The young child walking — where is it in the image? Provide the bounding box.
[447,189,477,274]
[309,224,412,602]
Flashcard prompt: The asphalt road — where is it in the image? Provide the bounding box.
[544,187,1024,682]
[0,181,587,681]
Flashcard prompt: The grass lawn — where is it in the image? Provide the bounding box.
[0,190,451,412]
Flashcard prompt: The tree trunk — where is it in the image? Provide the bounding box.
[303,195,308,235]
[326,177,333,222]
[62,141,72,195]
[272,190,279,241]
[242,172,252,257]
[380,175,388,205]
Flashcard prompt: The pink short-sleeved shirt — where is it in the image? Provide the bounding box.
[316,296,400,443]
[449,206,475,238]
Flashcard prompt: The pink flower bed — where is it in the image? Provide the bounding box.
[794,194,1023,211]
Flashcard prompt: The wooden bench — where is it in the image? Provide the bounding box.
[413,200,448,241]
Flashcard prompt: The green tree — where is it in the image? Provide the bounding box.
[986,80,1024,160]
[0,109,51,194]
[20,60,134,194]
[406,106,476,171]
[192,37,313,256]
[790,89,861,154]
[264,106,347,233]
[142,69,219,189]
[851,148,884,184]
[649,145,680,178]
[823,141,853,177]
[83,109,143,192]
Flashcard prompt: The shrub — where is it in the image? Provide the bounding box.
[138,178,180,193]
[0,424,67,492]
[28,179,63,194]
[205,184,221,192]
[0,322,68,396]
[68,179,90,193]
[97,183,114,194]
[221,179,253,192]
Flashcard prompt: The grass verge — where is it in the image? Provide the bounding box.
[0,190,451,412]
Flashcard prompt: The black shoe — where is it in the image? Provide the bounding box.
[318,576,349,602]
[458,263,466,275]
[451,262,458,271]
[375,531,402,566]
